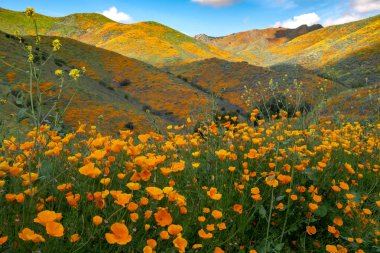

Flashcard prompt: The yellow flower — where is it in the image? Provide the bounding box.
[55,69,63,76]
[25,7,35,17]
[52,39,61,51]
[69,69,81,80]
[28,54,34,63]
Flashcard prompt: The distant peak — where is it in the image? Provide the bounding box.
[194,34,219,42]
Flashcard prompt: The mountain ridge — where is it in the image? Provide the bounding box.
[0,7,241,66]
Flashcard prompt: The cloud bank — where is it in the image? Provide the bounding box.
[101,6,133,23]
[274,12,321,28]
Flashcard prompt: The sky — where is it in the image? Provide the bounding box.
[0,0,379,36]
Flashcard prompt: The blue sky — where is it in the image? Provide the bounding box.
[0,0,379,36]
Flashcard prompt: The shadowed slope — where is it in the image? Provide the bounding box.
[0,31,235,133]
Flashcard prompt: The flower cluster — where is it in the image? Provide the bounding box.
[0,112,378,252]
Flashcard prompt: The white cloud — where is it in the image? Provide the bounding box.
[351,0,380,13]
[324,14,362,26]
[101,6,133,23]
[191,0,239,7]
[274,12,321,28]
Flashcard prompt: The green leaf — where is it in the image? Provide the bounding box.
[259,205,266,219]
[314,205,328,217]
[16,108,29,122]
[276,195,285,201]
[274,243,284,252]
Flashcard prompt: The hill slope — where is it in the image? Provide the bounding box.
[195,24,322,65]
[164,58,346,111]
[0,8,240,66]
[0,32,242,134]
[196,15,380,88]
[270,15,380,87]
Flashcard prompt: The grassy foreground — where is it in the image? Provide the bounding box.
[0,112,379,253]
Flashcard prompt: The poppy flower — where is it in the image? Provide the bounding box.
[154,208,173,227]
[173,236,188,252]
[211,210,223,219]
[126,182,141,191]
[105,222,132,245]
[168,224,183,235]
[233,204,243,214]
[146,187,164,200]
[333,217,343,226]
[34,210,62,226]
[325,245,338,253]
[198,229,213,239]
[214,247,225,253]
[114,193,132,207]
[306,225,316,235]
[18,228,46,243]
[160,231,170,240]
[46,222,64,237]
[70,234,80,243]
[147,239,157,248]
[308,203,319,212]
[207,187,222,200]
[93,216,103,226]
[0,236,8,245]
[79,163,101,178]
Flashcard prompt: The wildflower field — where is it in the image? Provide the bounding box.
[0,6,379,253]
[0,111,379,252]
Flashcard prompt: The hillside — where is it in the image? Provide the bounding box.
[0,32,242,134]
[0,8,240,66]
[164,58,346,111]
[195,24,322,65]
[270,15,380,87]
[320,84,380,121]
[196,15,380,88]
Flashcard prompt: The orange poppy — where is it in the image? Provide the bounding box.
[105,222,132,245]
[46,221,64,237]
[154,208,173,227]
[34,210,63,226]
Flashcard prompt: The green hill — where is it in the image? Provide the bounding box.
[0,7,240,66]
